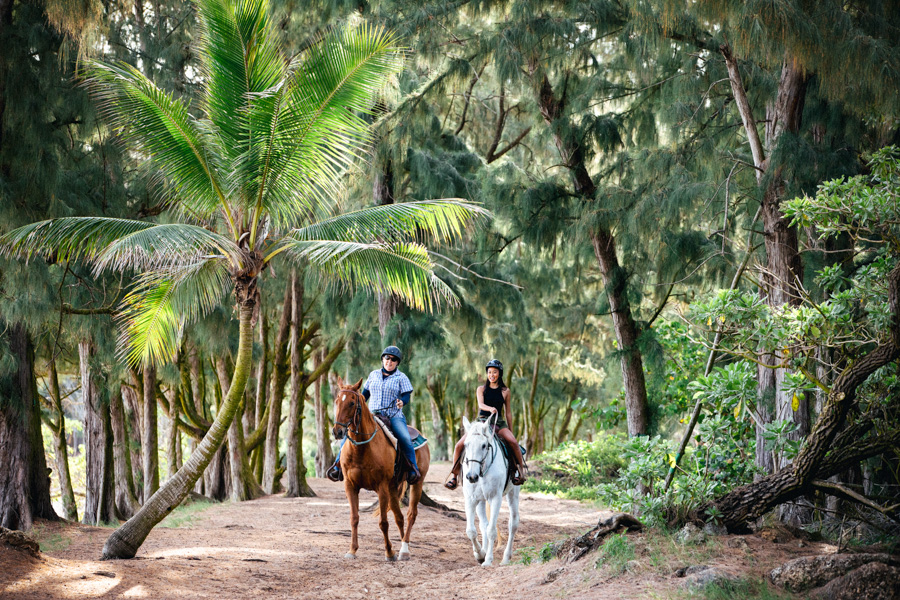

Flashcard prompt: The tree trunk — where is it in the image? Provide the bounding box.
[252,309,268,480]
[313,348,334,477]
[47,357,78,521]
[555,383,579,446]
[533,72,649,436]
[286,271,315,497]
[262,281,292,493]
[142,365,159,501]
[81,340,116,526]
[374,158,401,338]
[165,386,180,480]
[122,377,144,502]
[218,356,264,502]
[110,386,140,519]
[708,264,900,531]
[428,391,449,461]
[102,301,258,559]
[0,323,58,530]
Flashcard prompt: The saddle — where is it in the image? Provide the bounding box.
[463,426,527,488]
[372,414,428,485]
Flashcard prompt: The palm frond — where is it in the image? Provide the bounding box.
[252,24,405,230]
[118,260,233,366]
[196,0,283,196]
[285,200,488,246]
[96,223,243,274]
[80,61,227,224]
[1,217,155,264]
[277,239,456,312]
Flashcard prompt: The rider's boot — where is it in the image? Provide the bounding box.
[407,465,422,485]
[326,459,343,482]
[444,444,463,490]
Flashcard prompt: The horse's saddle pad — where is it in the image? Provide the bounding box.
[373,415,428,450]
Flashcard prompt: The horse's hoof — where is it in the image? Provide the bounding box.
[399,552,410,561]
[501,559,511,566]
[344,553,357,559]
[385,554,397,562]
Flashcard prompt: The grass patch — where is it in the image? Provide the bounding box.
[595,533,636,574]
[29,523,71,553]
[158,500,216,529]
[638,529,722,576]
[667,576,796,599]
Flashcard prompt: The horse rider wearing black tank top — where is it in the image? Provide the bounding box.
[444,359,528,490]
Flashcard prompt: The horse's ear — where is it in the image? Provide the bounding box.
[462,415,471,433]
[350,378,363,392]
[334,373,345,389]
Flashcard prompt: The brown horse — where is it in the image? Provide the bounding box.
[332,376,431,561]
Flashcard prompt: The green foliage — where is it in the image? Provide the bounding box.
[667,577,796,600]
[595,533,635,574]
[598,431,757,528]
[524,435,628,499]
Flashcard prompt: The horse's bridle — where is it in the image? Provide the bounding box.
[335,388,377,446]
[464,426,498,478]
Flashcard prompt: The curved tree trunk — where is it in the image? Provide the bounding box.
[122,377,144,502]
[0,323,58,530]
[708,264,900,531]
[102,302,257,559]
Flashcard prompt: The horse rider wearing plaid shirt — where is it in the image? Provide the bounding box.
[327,345,422,484]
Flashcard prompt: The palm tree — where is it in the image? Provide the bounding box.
[1,0,484,559]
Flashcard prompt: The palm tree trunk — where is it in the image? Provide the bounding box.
[102,303,257,559]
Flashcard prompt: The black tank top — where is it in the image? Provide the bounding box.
[479,385,505,419]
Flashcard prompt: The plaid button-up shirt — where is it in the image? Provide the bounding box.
[364,368,413,417]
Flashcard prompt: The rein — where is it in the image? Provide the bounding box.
[464,426,499,479]
[336,389,378,446]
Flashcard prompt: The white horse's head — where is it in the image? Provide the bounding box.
[462,416,495,484]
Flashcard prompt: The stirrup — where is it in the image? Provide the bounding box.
[512,464,527,486]
[444,474,459,490]
[326,463,343,482]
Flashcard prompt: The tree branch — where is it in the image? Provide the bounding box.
[811,480,900,522]
[720,44,765,181]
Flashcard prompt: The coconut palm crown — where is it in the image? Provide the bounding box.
[1,0,485,559]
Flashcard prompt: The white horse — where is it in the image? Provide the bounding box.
[461,415,521,566]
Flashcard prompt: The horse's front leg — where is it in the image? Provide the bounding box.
[465,490,484,563]
[501,486,520,565]
[387,490,407,559]
[398,482,422,561]
[481,491,503,567]
[377,485,396,562]
[344,484,360,559]
[474,493,489,563]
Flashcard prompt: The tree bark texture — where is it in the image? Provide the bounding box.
[142,365,159,501]
[708,264,900,531]
[313,348,334,477]
[262,281,292,494]
[217,356,264,502]
[285,271,315,497]
[0,323,58,530]
[374,158,401,338]
[110,386,140,519]
[81,341,116,525]
[534,72,649,436]
[122,379,144,502]
[102,302,258,559]
[47,357,78,521]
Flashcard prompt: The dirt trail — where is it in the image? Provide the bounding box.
[1,463,830,599]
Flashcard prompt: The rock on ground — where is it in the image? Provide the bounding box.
[809,562,900,600]
[769,553,896,592]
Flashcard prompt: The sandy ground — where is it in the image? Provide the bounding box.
[1,463,831,599]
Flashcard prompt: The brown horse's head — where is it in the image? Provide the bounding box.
[332,375,365,440]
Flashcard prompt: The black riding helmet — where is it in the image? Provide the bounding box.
[381,345,402,363]
[485,359,503,373]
